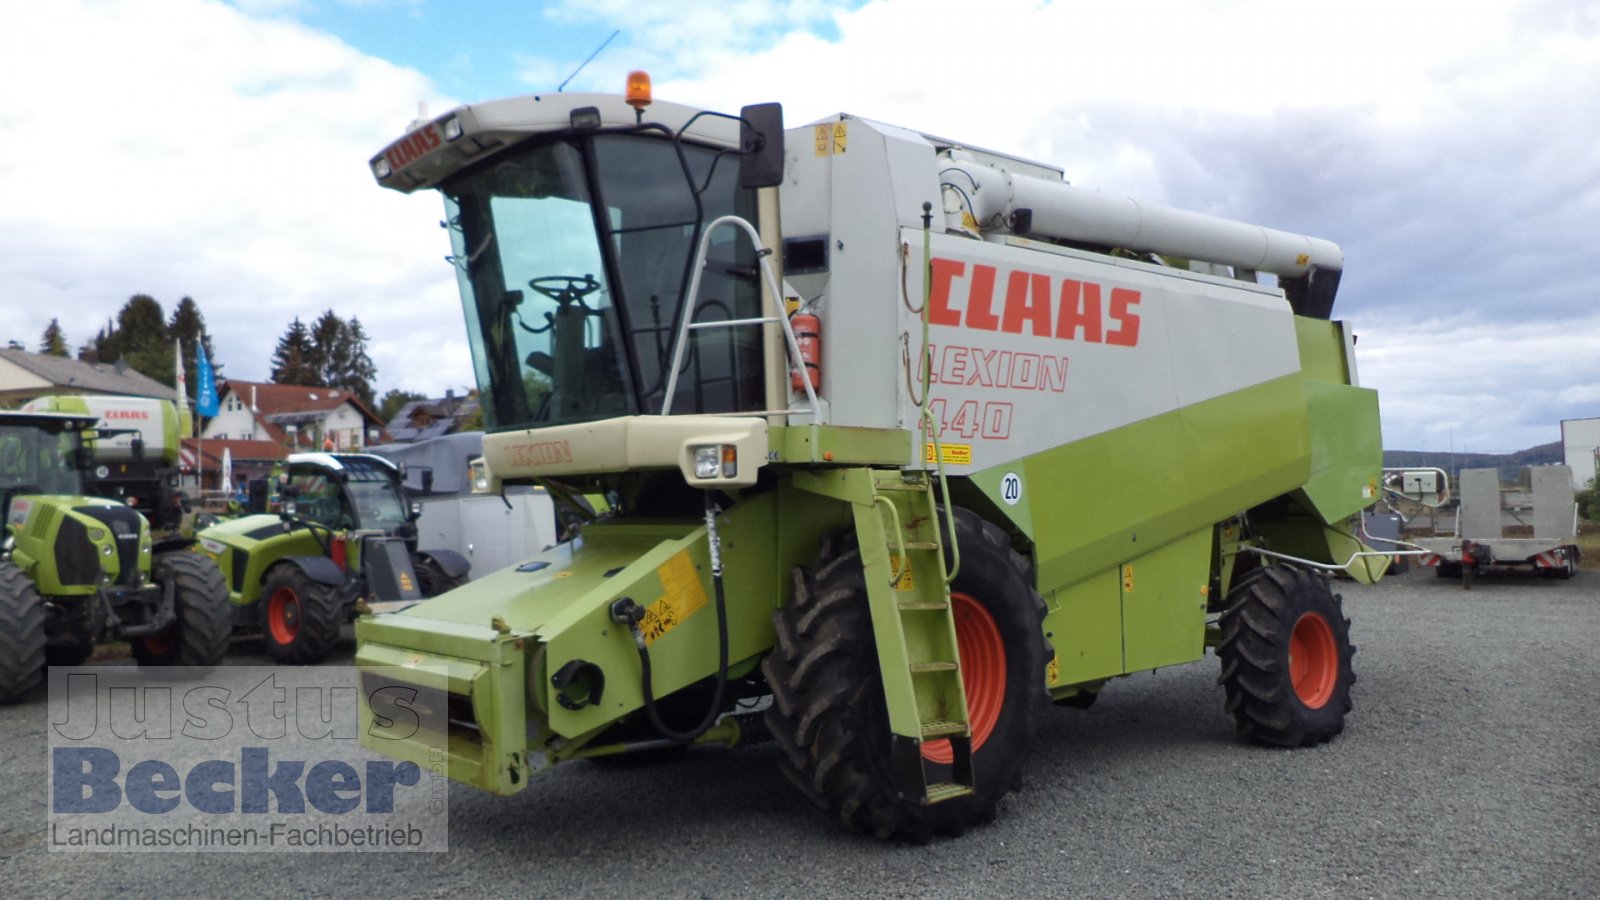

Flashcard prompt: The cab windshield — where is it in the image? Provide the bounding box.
[0,423,84,507]
[444,132,763,431]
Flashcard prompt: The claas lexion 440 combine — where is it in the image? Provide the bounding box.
[358,72,1387,839]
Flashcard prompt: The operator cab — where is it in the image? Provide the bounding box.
[283,453,412,533]
[0,412,93,518]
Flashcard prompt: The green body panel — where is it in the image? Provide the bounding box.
[1042,567,1124,689]
[7,494,153,595]
[1291,381,1382,525]
[196,513,334,606]
[972,374,1310,594]
[1118,527,1211,672]
[356,484,856,792]
[769,424,912,466]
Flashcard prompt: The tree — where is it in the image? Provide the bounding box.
[269,317,319,386]
[93,295,172,384]
[167,297,221,391]
[38,319,69,357]
[378,389,427,423]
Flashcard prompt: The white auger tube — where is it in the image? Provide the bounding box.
[939,150,1342,279]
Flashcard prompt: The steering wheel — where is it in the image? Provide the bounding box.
[514,274,604,336]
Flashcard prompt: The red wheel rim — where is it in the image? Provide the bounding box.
[923,592,1006,764]
[267,586,301,646]
[141,633,174,657]
[1289,612,1338,709]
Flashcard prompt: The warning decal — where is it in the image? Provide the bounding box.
[889,555,914,591]
[1046,655,1059,685]
[923,442,972,466]
[640,550,710,646]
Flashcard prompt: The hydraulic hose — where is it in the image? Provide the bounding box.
[610,491,730,743]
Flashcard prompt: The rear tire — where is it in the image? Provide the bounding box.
[762,508,1046,840]
[133,553,232,669]
[1217,566,1355,747]
[0,563,46,704]
[260,565,344,664]
[414,556,468,597]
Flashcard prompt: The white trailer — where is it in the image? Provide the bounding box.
[1413,466,1580,586]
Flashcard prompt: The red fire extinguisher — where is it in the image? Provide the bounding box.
[790,312,821,393]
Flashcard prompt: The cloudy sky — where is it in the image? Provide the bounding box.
[2,0,1596,452]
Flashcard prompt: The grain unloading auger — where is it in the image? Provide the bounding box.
[356,73,1387,839]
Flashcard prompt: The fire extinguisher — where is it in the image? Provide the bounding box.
[790,311,821,393]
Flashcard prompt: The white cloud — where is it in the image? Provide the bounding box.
[0,0,466,398]
[2,0,1595,455]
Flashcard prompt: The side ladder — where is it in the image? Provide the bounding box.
[854,470,974,805]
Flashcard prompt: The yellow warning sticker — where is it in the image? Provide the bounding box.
[1121,564,1135,593]
[814,124,830,156]
[924,442,972,466]
[640,551,710,646]
[399,571,414,593]
[1046,655,1059,685]
[832,121,847,154]
[889,555,914,591]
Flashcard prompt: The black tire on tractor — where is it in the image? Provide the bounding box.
[0,562,46,704]
[1217,566,1356,748]
[46,634,95,667]
[132,553,232,669]
[259,564,344,664]
[414,556,468,598]
[762,507,1047,841]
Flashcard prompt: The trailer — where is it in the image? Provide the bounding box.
[1413,466,1580,586]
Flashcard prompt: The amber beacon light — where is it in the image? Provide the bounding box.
[625,70,653,110]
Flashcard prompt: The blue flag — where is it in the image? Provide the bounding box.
[196,343,220,418]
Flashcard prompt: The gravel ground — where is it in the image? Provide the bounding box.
[2,567,1595,898]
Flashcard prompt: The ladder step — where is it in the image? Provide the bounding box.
[909,661,958,674]
[897,600,949,612]
[921,720,966,739]
[925,782,974,804]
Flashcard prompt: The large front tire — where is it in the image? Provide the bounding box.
[414,556,468,598]
[259,565,344,664]
[762,508,1047,840]
[0,563,46,704]
[1217,566,1356,747]
[132,553,232,669]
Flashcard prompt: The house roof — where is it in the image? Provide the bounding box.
[384,394,480,443]
[178,438,288,473]
[0,348,174,400]
[215,380,387,448]
[220,380,383,424]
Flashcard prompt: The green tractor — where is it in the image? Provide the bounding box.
[195,452,470,664]
[0,411,230,703]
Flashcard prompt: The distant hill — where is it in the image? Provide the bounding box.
[1383,442,1565,485]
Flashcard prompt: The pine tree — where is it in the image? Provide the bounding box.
[270,317,320,386]
[168,296,221,390]
[39,318,69,356]
[94,295,172,383]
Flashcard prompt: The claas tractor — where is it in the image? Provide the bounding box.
[195,452,470,664]
[353,76,1387,839]
[0,410,230,702]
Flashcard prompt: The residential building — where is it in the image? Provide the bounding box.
[0,348,174,407]
[201,380,385,451]
[384,390,479,442]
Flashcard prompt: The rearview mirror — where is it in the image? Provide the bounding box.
[738,102,784,189]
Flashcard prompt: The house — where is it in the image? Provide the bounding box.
[178,438,288,496]
[201,380,385,452]
[384,390,479,442]
[0,348,175,407]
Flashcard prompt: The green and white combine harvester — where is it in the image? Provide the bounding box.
[356,75,1388,839]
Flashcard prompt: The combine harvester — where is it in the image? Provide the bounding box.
[354,73,1387,838]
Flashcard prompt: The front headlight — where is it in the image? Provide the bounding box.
[470,459,490,494]
[692,444,736,480]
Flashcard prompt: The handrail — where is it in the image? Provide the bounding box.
[660,216,821,440]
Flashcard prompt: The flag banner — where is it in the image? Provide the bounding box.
[196,344,220,418]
